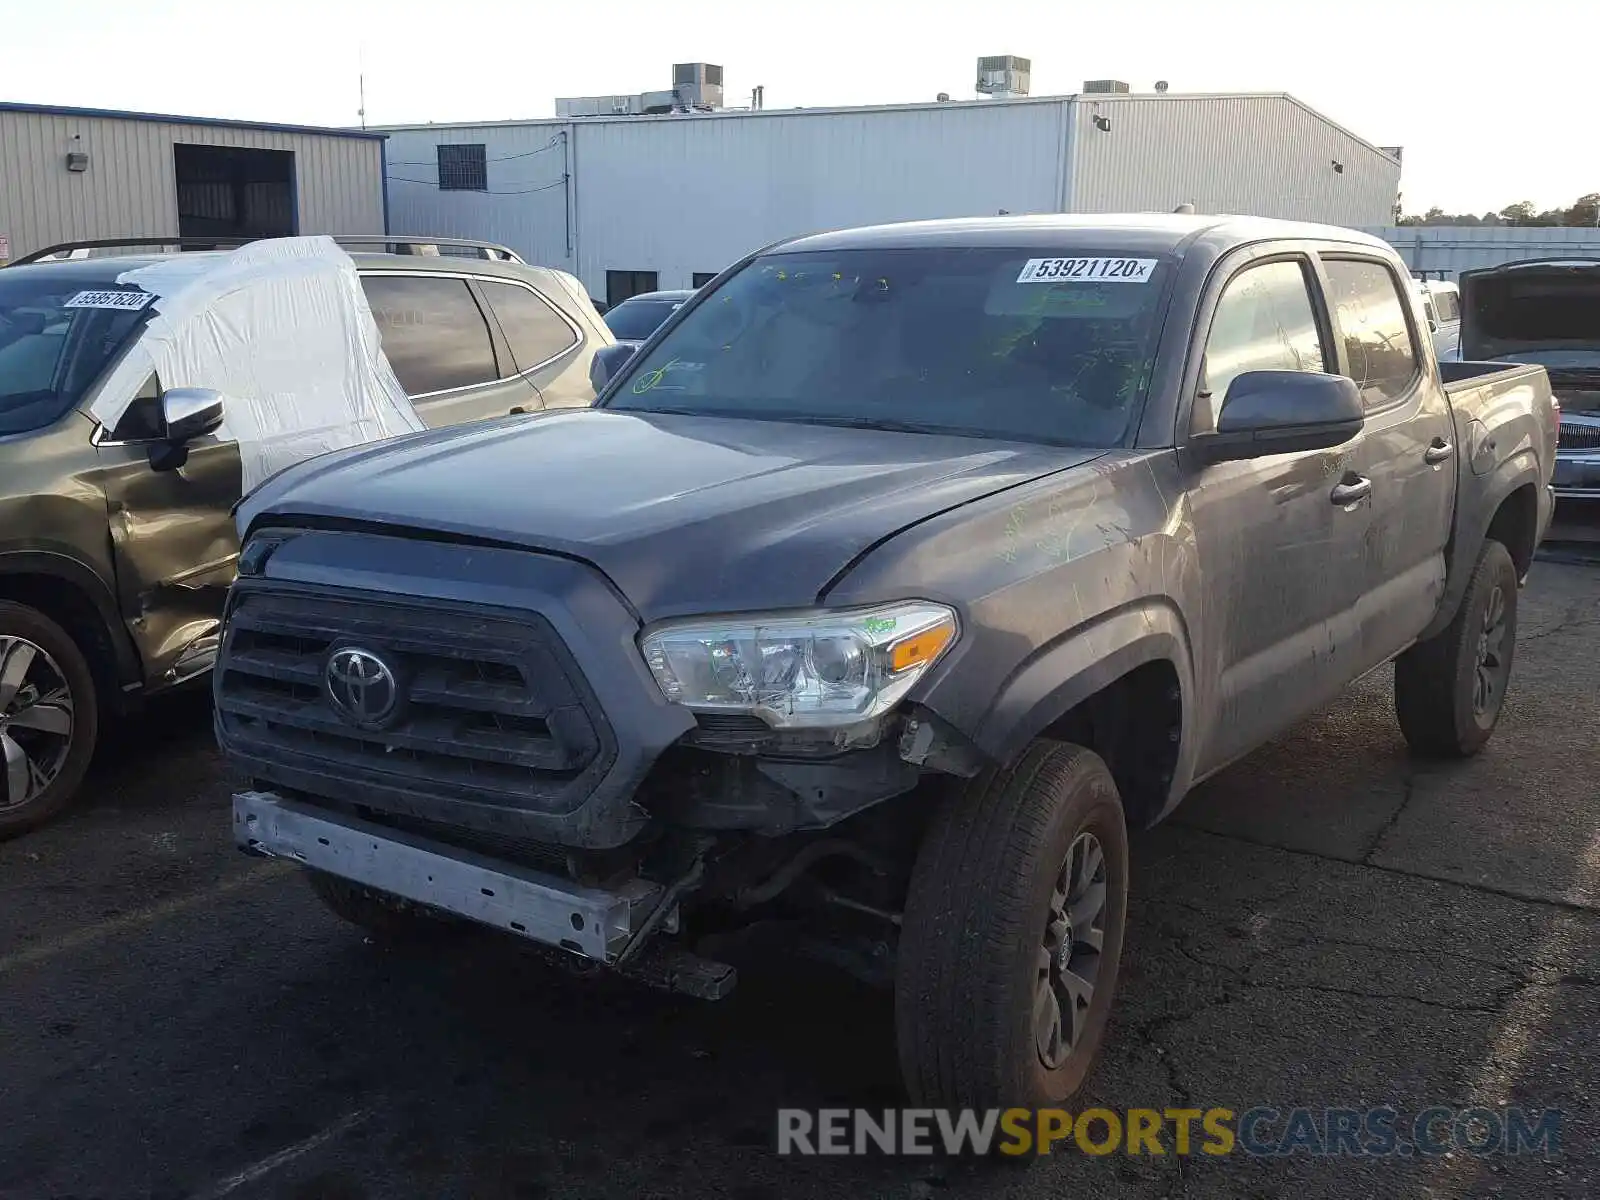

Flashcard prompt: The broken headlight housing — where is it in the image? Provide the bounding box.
[640,602,958,729]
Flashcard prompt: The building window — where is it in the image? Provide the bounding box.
[437,144,488,192]
[606,270,659,307]
[692,272,718,288]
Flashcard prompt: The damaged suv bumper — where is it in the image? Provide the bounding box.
[235,789,738,997]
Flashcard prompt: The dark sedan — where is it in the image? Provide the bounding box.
[602,289,695,346]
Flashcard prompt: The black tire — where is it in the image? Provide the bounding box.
[1395,538,1519,759]
[305,870,454,944]
[0,601,100,840]
[895,741,1129,1109]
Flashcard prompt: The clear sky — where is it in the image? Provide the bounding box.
[4,0,1593,217]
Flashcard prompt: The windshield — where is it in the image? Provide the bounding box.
[604,248,1173,446]
[0,273,152,436]
[604,299,683,341]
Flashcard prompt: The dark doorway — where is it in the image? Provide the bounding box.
[606,269,659,308]
[173,144,296,244]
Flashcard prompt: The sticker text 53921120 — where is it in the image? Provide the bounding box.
[63,289,155,311]
[1016,258,1157,285]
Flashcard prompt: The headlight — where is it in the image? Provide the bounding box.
[640,602,958,728]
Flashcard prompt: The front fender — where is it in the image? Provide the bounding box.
[966,600,1197,803]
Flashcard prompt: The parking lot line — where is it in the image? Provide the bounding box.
[0,859,293,977]
[193,1107,375,1200]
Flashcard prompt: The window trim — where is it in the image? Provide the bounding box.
[1317,253,1425,416]
[472,275,583,379]
[358,269,580,400]
[1184,250,1335,440]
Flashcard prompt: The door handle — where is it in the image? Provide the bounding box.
[1330,475,1373,507]
[1424,438,1454,465]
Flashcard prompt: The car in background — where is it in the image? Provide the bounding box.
[602,289,696,347]
[1457,258,1600,504]
[1413,278,1462,360]
[0,234,613,837]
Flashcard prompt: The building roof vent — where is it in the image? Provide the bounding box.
[977,56,1031,98]
[1083,79,1131,94]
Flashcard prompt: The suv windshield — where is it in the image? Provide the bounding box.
[604,298,683,341]
[605,248,1173,446]
[0,273,152,436]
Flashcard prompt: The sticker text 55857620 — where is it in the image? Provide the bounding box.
[63,289,155,311]
[1016,258,1157,285]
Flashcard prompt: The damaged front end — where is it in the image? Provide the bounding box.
[221,526,982,997]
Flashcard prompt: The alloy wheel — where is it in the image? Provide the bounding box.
[1034,830,1109,1070]
[1473,584,1510,719]
[0,636,76,811]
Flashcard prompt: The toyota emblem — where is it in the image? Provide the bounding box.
[325,646,400,728]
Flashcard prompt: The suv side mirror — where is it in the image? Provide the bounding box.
[589,343,638,395]
[1190,370,1364,463]
[149,387,225,471]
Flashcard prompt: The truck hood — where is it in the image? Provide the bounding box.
[239,409,1101,620]
[1460,259,1600,371]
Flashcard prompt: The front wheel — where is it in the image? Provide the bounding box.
[1395,538,1520,758]
[0,602,99,839]
[895,741,1129,1109]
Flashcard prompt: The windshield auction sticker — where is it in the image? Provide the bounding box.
[63,289,155,310]
[1016,257,1157,284]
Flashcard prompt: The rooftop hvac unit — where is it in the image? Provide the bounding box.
[976,55,1031,98]
[1083,79,1131,94]
[672,62,724,110]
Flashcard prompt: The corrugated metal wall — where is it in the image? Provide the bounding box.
[0,109,386,260]
[570,103,1067,292]
[384,121,575,273]
[1360,225,1600,279]
[1066,95,1399,228]
[383,102,1069,297]
[381,93,1402,299]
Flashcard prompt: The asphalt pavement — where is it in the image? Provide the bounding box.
[2,561,1597,1200]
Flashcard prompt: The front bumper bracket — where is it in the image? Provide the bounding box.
[233,790,663,963]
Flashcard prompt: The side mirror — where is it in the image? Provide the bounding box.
[1190,370,1364,463]
[589,343,638,395]
[1428,317,1439,334]
[149,387,224,472]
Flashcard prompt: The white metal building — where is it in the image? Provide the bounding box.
[1362,224,1600,280]
[380,91,1401,305]
[0,102,387,263]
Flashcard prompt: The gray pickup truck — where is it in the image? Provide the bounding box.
[223,215,1556,1110]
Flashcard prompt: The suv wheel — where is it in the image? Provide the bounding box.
[1395,538,1519,758]
[895,741,1129,1108]
[0,602,99,839]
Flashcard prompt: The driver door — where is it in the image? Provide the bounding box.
[1182,253,1373,775]
[91,373,241,686]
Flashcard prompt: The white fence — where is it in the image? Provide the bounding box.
[1361,225,1600,280]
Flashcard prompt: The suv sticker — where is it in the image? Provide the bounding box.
[1016,258,1156,284]
[63,289,155,311]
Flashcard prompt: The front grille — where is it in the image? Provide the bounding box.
[1558,420,1600,451]
[217,587,613,813]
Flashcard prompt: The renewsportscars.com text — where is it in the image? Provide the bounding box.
[776,1106,1563,1158]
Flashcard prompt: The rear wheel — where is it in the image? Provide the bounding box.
[895,741,1129,1108]
[0,602,99,839]
[1395,538,1519,758]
